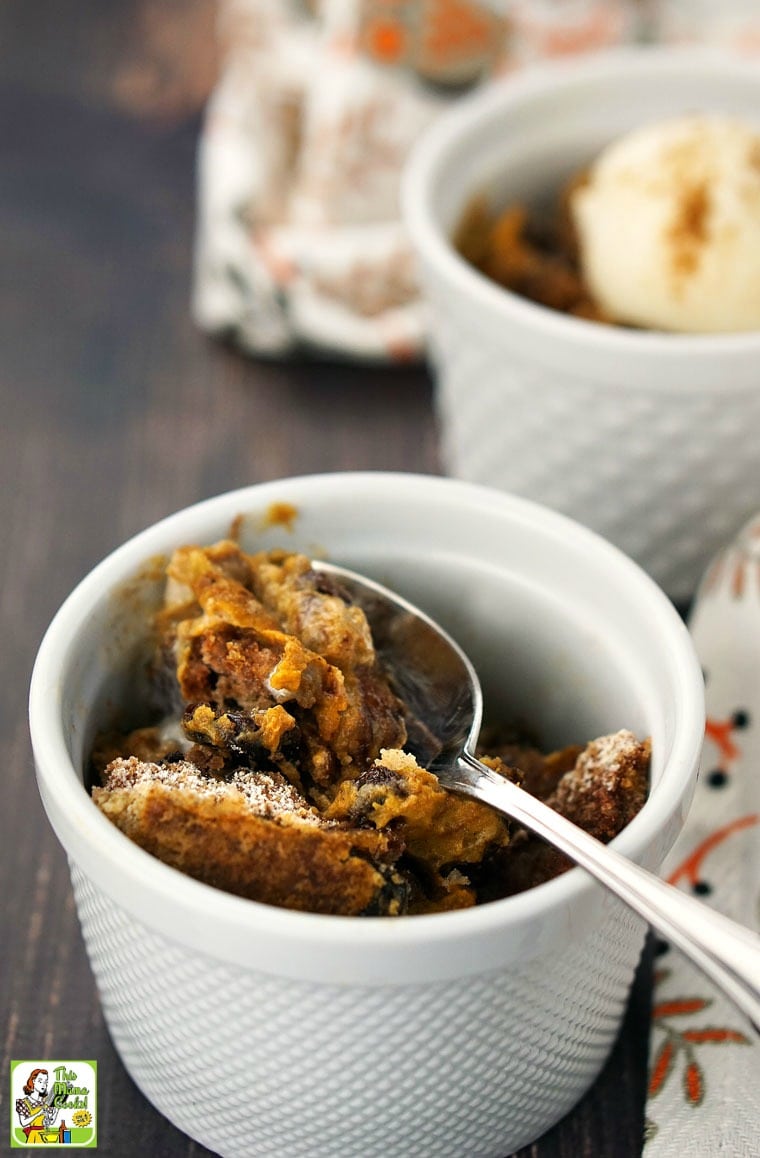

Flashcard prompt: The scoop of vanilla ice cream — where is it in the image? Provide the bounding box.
[570,115,760,333]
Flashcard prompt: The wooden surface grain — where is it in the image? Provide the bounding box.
[1,4,651,1154]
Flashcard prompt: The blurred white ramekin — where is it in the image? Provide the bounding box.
[29,472,704,1157]
[402,48,760,605]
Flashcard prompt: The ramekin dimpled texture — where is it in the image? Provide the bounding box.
[71,863,646,1158]
[428,303,760,605]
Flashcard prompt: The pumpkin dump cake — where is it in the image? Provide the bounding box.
[456,115,760,333]
[91,542,650,916]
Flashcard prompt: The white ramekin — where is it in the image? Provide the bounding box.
[29,472,704,1158]
[402,47,760,605]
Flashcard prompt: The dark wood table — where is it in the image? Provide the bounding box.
[1,4,652,1153]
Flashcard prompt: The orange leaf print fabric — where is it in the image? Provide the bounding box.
[645,516,760,1154]
[652,999,708,1019]
[682,1029,750,1044]
[648,1040,675,1098]
[683,1061,703,1106]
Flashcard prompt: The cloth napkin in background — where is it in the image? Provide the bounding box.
[192,0,641,362]
[192,1,760,364]
[644,516,760,1156]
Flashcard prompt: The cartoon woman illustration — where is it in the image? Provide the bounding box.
[15,1069,59,1143]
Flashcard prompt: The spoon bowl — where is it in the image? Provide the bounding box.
[315,558,760,1031]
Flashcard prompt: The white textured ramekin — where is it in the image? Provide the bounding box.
[402,48,760,605]
[29,473,704,1158]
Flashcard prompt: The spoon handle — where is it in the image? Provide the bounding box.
[455,751,760,1031]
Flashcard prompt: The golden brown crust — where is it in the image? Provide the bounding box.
[489,731,651,897]
[327,748,509,869]
[91,544,651,915]
[95,758,407,916]
[162,543,407,788]
[545,731,650,839]
[454,177,611,322]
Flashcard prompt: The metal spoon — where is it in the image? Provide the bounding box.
[314,560,760,1030]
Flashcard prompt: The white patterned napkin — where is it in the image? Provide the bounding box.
[644,516,760,1155]
[192,0,638,362]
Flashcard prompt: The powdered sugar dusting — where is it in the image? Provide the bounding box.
[572,730,640,789]
[102,756,327,826]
